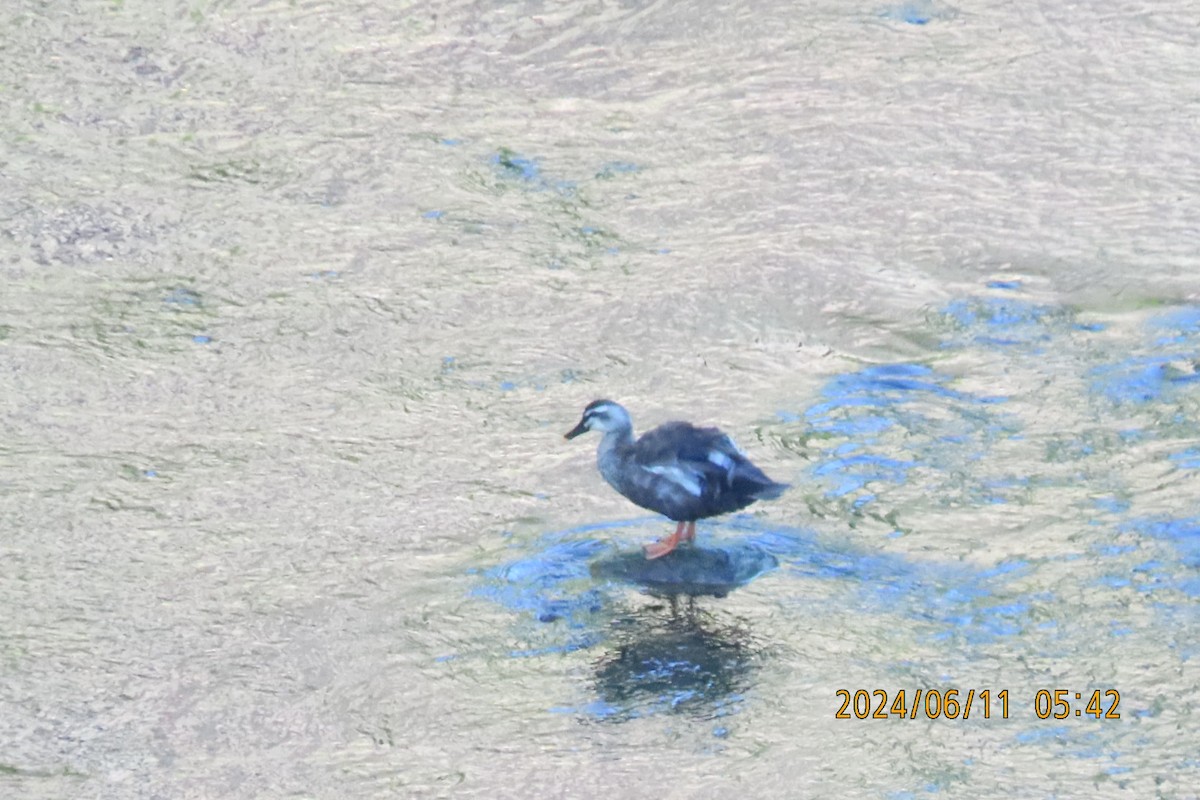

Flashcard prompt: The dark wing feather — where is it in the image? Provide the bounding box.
[631,422,787,519]
[632,422,723,464]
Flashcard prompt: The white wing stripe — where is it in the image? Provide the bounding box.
[643,465,703,496]
[706,450,734,470]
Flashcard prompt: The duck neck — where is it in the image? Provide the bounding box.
[596,426,635,482]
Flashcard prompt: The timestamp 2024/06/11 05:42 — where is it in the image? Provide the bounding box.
[835,689,1122,721]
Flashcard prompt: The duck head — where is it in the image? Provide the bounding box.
[565,399,631,439]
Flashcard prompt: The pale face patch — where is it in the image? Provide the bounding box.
[582,403,628,433]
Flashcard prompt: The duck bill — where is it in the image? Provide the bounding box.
[564,421,588,440]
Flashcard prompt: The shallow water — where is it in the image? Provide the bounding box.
[2,0,1198,798]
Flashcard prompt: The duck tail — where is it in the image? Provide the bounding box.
[750,479,790,500]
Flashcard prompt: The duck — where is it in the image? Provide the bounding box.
[565,399,789,559]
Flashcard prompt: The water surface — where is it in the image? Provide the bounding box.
[2,1,1198,798]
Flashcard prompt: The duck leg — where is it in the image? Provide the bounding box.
[644,521,686,559]
[683,521,696,543]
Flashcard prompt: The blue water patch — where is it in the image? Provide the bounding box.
[473,532,613,633]
[1091,496,1131,514]
[164,286,201,306]
[488,148,579,198]
[486,369,582,393]
[814,453,916,497]
[1090,306,1200,404]
[939,297,1069,350]
[1015,725,1070,744]
[1114,517,1200,601]
[491,149,542,182]
[797,363,1014,507]
[446,364,584,394]
[718,519,1036,645]
[1168,448,1200,469]
[878,0,955,24]
[1090,356,1197,404]
[1129,517,1200,570]
[1147,305,1200,335]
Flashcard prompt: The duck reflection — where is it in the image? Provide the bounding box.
[591,605,761,720]
[590,543,778,599]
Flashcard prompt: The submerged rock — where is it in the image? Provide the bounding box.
[590,544,778,598]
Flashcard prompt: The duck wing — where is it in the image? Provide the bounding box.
[630,422,787,518]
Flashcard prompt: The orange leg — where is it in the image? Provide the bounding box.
[644,521,685,560]
[683,521,696,543]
